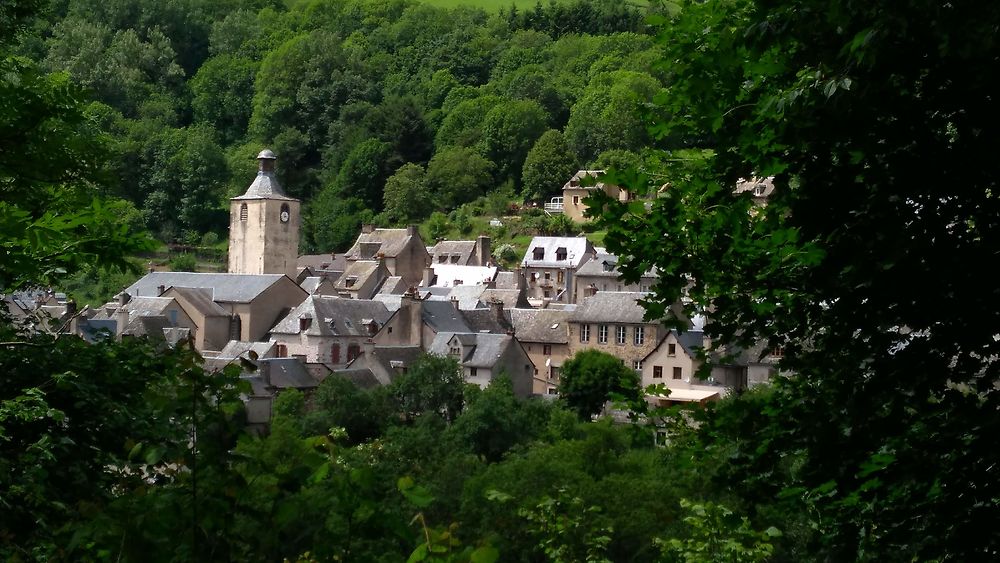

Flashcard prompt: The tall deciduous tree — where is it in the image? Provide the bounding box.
[599,0,1000,559]
[382,163,432,225]
[558,349,641,420]
[521,129,579,201]
[564,70,661,163]
[426,146,496,209]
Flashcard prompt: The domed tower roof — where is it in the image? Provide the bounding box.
[233,148,295,200]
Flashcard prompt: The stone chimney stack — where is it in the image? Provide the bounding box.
[488,299,504,324]
[362,224,375,234]
[476,235,491,266]
[422,267,435,287]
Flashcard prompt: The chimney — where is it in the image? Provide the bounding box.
[476,235,491,266]
[157,285,166,296]
[489,299,504,324]
[406,224,418,236]
[259,359,272,389]
[400,289,424,347]
[118,291,131,306]
[65,299,77,316]
[514,268,526,290]
[422,267,435,287]
[450,297,460,310]
[362,224,375,234]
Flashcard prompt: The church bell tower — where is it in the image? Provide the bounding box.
[227,149,300,277]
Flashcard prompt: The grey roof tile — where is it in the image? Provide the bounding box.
[125,272,295,304]
[570,292,652,324]
[511,308,570,343]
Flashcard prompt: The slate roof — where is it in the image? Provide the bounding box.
[378,276,408,295]
[429,332,516,368]
[125,272,294,303]
[122,296,173,318]
[570,292,652,324]
[510,308,570,344]
[446,284,486,310]
[345,228,420,260]
[165,287,229,316]
[260,358,317,388]
[463,308,513,334]
[297,253,348,273]
[334,260,382,292]
[331,368,382,389]
[270,296,392,336]
[124,315,170,339]
[430,264,496,288]
[562,169,608,192]
[481,288,531,310]
[421,300,472,333]
[367,345,424,382]
[217,340,276,360]
[232,165,294,200]
[77,318,117,342]
[577,252,657,278]
[431,240,476,265]
[493,271,520,289]
[299,276,323,294]
[522,237,594,268]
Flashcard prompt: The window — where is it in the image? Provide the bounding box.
[634,326,645,346]
[331,344,341,363]
[438,255,447,263]
[598,325,608,344]
[276,344,288,358]
[299,317,312,331]
[345,276,358,288]
[450,254,460,263]
[543,344,552,355]
[347,344,360,362]
[753,185,766,196]
[544,272,551,280]
[229,315,241,340]
[633,360,643,371]
[668,343,676,357]
[557,270,564,284]
[388,326,392,334]
[470,367,478,377]
[550,366,560,379]
[616,326,626,345]
[547,387,558,395]
[168,309,178,325]
[572,196,580,205]
[543,290,551,298]
[449,345,461,357]
[772,347,784,358]
[673,367,683,379]
[239,203,248,222]
[653,366,663,378]
[555,247,567,261]
[580,325,590,342]
[533,247,544,260]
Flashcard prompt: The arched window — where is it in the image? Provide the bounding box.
[239,203,248,222]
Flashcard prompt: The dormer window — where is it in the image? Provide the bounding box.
[602,261,613,272]
[450,255,460,263]
[299,317,312,331]
[753,185,766,196]
[438,255,447,263]
[449,345,461,357]
[533,247,544,260]
[555,247,567,261]
[345,276,358,288]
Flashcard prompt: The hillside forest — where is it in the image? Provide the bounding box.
[4,0,1000,562]
[14,0,666,252]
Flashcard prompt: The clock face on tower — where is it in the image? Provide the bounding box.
[280,210,290,223]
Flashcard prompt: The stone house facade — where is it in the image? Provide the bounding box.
[510,308,571,395]
[521,236,595,302]
[269,296,393,368]
[567,292,664,370]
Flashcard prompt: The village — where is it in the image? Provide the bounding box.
[4,150,779,428]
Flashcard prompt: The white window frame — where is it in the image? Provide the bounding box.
[634,326,644,346]
[616,325,626,345]
[598,325,608,344]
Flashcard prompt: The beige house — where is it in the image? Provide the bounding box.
[160,287,231,351]
[640,330,706,388]
[567,292,665,369]
[269,296,393,368]
[429,332,535,397]
[510,308,571,395]
[573,252,658,304]
[345,225,431,288]
[560,170,632,223]
[521,236,595,302]
[228,150,300,278]
[122,272,309,346]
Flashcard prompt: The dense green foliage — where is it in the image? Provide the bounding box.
[11,0,668,252]
[596,0,1000,560]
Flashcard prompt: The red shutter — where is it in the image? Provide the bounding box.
[331,343,340,363]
